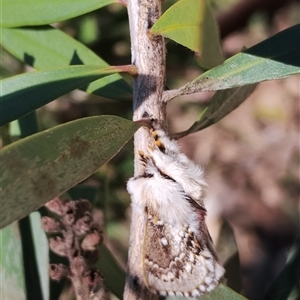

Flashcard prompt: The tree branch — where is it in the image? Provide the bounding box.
[124,0,166,299]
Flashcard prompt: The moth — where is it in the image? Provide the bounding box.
[127,120,225,298]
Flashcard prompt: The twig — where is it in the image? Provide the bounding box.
[125,0,166,299]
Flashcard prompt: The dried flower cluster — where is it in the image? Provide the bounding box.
[42,197,107,300]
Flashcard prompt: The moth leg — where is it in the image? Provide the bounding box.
[150,128,166,153]
[149,120,181,155]
[138,150,153,169]
[138,150,145,158]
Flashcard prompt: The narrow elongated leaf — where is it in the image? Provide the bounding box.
[187,25,300,90]
[96,245,126,299]
[30,212,49,300]
[0,0,117,27]
[166,284,248,300]
[0,223,26,300]
[198,284,248,300]
[0,65,125,126]
[217,222,242,293]
[1,26,132,100]
[0,115,140,229]
[19,217,44,299]
[151,0,224,68]
[263,238,300,300]
[165,24,300,100]
[16,113,47,299]
[174,85,257,138]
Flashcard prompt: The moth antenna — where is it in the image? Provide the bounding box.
[155,140,166,153]
[138,150,145,156]
[149,122,167,153]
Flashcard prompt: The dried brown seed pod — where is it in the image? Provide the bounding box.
[41,216,63,233]
[81,231,102,251]
[49,236,67,257]
[76,199,92,217]
[73,213,92,236]
[49,264,69,281]
[88,270,104,294]
[70,256,87,277]
[44,197,67,216]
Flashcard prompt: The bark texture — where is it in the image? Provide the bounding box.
[125,0,166,299]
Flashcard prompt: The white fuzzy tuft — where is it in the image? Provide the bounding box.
[127,170,199,233]
[126,124,225,296]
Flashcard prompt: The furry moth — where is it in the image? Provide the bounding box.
[127,121,225,298]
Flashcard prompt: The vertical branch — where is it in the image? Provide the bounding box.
[125,0,166,299]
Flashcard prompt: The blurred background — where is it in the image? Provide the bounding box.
[1,0,299,299]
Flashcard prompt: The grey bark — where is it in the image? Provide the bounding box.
[124,0,166,299]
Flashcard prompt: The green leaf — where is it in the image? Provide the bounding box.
[1,26,132,101]
[0,0,117,27]
[19,217,44,299]
[174,85,257,137]
[223,252,242,295]
[96,245,126,299]
[263,238,300,300]
[178,25,300,94]
[198,284,248,300]
[17,114,47,299]
[166,284,248,300]
[216,221,239,265]
[151,0,224,68]
[216,222,242,294]
[0,65,125,126]
[0,115,140,229]
[0,223,26,300]
[30,212,49,300]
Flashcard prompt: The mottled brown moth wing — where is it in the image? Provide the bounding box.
[127,121,225,298]
[143,206,224,298]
